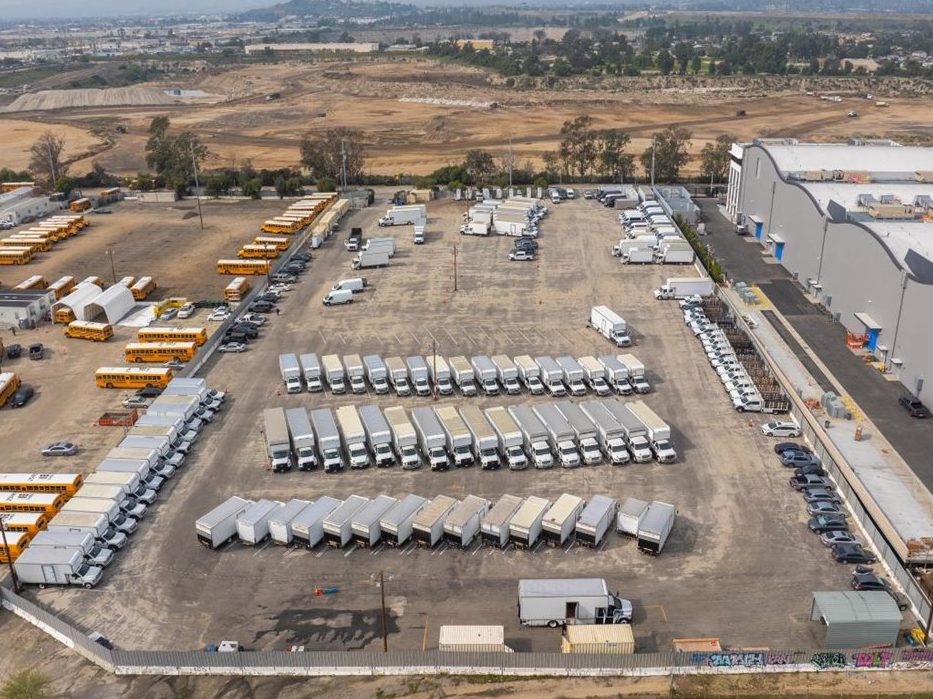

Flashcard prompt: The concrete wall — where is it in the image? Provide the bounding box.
[734,145,933,401]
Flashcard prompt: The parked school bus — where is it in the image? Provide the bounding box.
[0,473,84,496]
[0,248,35,265]
[253,236,291,251]
[47,276,76,300]
[260,219,300,234]
[137,326,207,346]
[217,259,271,275]
[0,181,34,193]
[0,530,32,563]
[238,244,281,259]
[79,276,104,288]
[124,341,197,363]
[65,321,113,342]
[117,276,137,288]
[69,197,92,212]
[224,277,251,302]
[0,512,49,536]
[13,275,46,291]
[0,239,41,253]
[130,276,156,300]
[53,307,76,324]
[0,372,21,408]
[0,492,67,514]
[95,367,174,389]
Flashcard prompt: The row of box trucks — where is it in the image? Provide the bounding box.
[260,399,675,473]
[196,491,668,560]
[612,199,696,264]
[13,378,224,589]
[277,351,650,399]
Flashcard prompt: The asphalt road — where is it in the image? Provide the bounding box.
[697,198,933,490]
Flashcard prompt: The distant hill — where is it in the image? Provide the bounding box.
[239,0,413,21]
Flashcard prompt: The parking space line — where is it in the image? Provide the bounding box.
[253,541,271,556]
[424,327,438,346]
[443,328,459,347]
[409,330,420,345]
[394,333,405,345]
[643,604,669,623]
[317,329,328,345]
[343,544,358,558]
[315,548,328,558]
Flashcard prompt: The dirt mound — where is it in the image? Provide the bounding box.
[2,87,220,112]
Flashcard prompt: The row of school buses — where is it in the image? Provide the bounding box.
[0,472,84,562]
[0,214,89,266]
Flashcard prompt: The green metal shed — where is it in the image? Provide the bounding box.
[810,591,901,649]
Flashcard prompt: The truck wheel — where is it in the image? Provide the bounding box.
[38,583,47,589]
[736,406,745,413]
[84,582,93,589]
[547,620,560,629]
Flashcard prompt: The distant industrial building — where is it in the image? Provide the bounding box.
[0,289,55,328]
[727,139,933,402]
[243,42,379,55]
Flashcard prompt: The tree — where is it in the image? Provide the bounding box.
[144,117,209,194]
[241,178,263,199]
[316,175,336,193]
[462,149,496,185]
[690,55,702,74]
[134,172,154,191]
[54,175,77,195]
[557,116,598,179]
[299,128,366,185]
[596,130,634,182]
[657,49,675,75]
[274,176,303,199]
[673,42,692,74]
[699,134,733,183]
[204,172,233,197]
[640,126,692,182]
[27,132,68,190]
[0,670,49,699]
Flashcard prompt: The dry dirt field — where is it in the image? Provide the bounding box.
[3,59,931,178]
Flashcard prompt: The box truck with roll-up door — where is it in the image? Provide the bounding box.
[597,355,633,395]
[443,495,490,548]
[470,355,499,395]
[322,354,346,394]
[363,354,389,394]
[617,354,649,393]
[385,356,411,396]
[237,499,282,545]
[448,356,477,396]
[263,407,294,473]
[311,408,344,473]
[617,497,650,536]
[359,405,395,467]
[412,495,458,548]
[336,405,370,470]
[14,546,103,589]
[30,530,113,568]
[509,496,550,549]
[351,495,397,547]
[46,511,127,550]
[556,356,587,396]
[513,355,544,394]
[481,494,523,548]
[97,456,169,490]
[436,405,474,468]
[575,495,616,548]
[343,354,367,393]
[427,355,453,395]
[541,494,585,547]
[626,400,676,463]
[196,496,253,549]
[508,405,553,469]
[299,353,323,392]
[61,498,138,536]
[380,494,428,546]
[533,404,580,468]
[411,407,449,471]
[279,353,303,393]
[285,407,317,471]
[485,406,527,470]
[554,401,601,465]
[406,356,432,397]
[459,405,500,470]
[579,401,630,465]
[323,495,369,547]
[385,406,420,470]
[291,496,341,549]
[534,356,566,396]
[269,499,312,545]
[578,356,612,396]
[76,484,147,520]
[518,578,632,627]
[637,501,675,554]
[491,355,521,394]
[602,401,653,463]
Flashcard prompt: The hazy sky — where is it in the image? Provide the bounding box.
[0,0,271,18]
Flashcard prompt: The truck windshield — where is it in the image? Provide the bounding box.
[454,446,470,455]
[350,445,366,456]
[533,444,549,456]
[559,445,576,457]
[272,447,290,458]
[77,564,90,576]
[324,449,340,460]
[656,440,672,450]
[508,447,523,458]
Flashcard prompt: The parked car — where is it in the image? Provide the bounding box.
[219,342,247,353]
[248,301,275,313]
[292,252,312,262]
[160,307,178,321]
[819,530,860,547]
[899,395,931,418]
[850,569,887,591]
[136,387,163,398]
[809,514,848,533]
[238,313,266,326]
[761,421,801,437]
[122,396,151,409]
[802,488,840,505]
[28,343,44,360]
[774,441,811,455]
[514,237,538,250]
[509,249,536,261]
[208,308,231,322]
[177,303,196,319]
[794,463,827,477]
[41,442,78,457]
[5,344,21,359]
[781,452,821,468]
[230,324,259,339]
[832,543,876,564]
[270,273,296,284]
[789,474,832,491]
[9,385,34,407]
[807,500,845,517]
[222,331,249,345]
[164,359,185,370]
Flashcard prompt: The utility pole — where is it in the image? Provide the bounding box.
[380,570,388,653]
[508,138,513,188]
[340,140,348,190]
[105,248,117,285]
[650,137,656,188]
[452,244,458,292]
[0,518,21,593]
[432,338,438,401]
[46,137,57,188]
[190,141,205,231]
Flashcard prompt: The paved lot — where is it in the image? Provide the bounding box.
[8,195,867,654]
[697,198,933,491]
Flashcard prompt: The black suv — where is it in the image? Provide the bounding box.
[899,395,930,418]
[230,323,259,339]
[10,385,34,407]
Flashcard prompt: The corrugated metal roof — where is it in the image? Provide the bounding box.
[563,624,634,646]
[812,591,901,624]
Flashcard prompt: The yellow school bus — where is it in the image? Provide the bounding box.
[0,512,49,536]
[260,218,300,234]
[69,197,92,212]
[0,473,84,496]
[130,276,157,300]
[224,277,251,302]
[0,181,34,193]
[12,275,46,291]
[217,259,271,275]
[0,491,66,514]
[53,307,76,325]
[238,244,280,259]
[65,320,113,342]
[254,235,292,251]
[124,341,197,363]
[0,372,21,408]
[48,276,76,300]
[79,276,105,288]
[117,276,137,288]
[137,326,207,346]
[0,530,32,563]
[95,366,174,389]
[0,239,42,253]
[0,248,35,265]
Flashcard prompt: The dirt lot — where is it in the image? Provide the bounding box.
[3,59,931,177]
[1,195,886,657]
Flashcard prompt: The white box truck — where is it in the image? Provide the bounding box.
[406,355,432,396]
[196,496,253,549]
[541,494,585,547]
[575,495,616,548]
[352,250,390,269]
[279,353,303,393]
[578,356,612,396]
[481,494,523,548]
[533,404,580,468]
[263,407,294,473]
[61,498,138,536]
[359,405,396,467]
[554,401,602,465]
[311,408,344,473]
[508,405,554,469]
[30,530,113,568]
[653,277,715,300]
[637,501,676,554]
[618,354,650,393]
[603,401,653,463]
[597,355,633,395]
[459,405,500,470]
[518,578,632,627]
[385,356,411,396]
[299,353,323,392]
[412,495,458,548]
[343,354,367,393]
[14,546,103,588]
[47,512,126,550]
[237,499,282,545]
[411,407,449,471]
[76,484,147,520]
[323,495,369,548]
[534,356,567,396]
[427,355,453,395]
[556,356,587,397]
[626,400,677,463]
[363,354,390,393]
[380,494,428,547]
[590,306,632,347]
[513,355,544,394]
[385,406,420,470]
[509,496,550,549]
[470,355,499,396]
[286,407,317,471]
[580,401,631,465]
[443,495,490,548]
[616,497,650,536]
[336,405,370,469]
[491,355,521,394]
[84,471,157,505]
[351,495,398,548]
[322,354,346,394]
[436,406,474,468]
[292,496,341,549]
[448,355,477,396]
[485,406,527,470]
[269,499,312,546]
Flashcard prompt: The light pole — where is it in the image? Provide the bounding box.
[431,338,438,401]
[105,248,117,285]
[190,141,204,230]
[452,244,459,292]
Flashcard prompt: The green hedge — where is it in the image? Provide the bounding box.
[674,214,724,283]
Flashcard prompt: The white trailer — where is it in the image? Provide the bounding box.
[196,496,253,549]
[323,495,369,548]
[269,499,313,546]
[481,494,523,548]
[616,497,650,536]
[237,499,282,545]
[575,495,616,548]
[380,494,428,546]
[412,495,458,548]
[508,405,554,469]
[436,405,474,468]
[351,495,398,548]
[590,306,632,347]
[508,496,550,549]
[638,501,676,554]
[359,405,396,467]
[459,405,500,470]
[291,496,341,549]
[385,406,420,470]
[443,495,490,548]
[513,355,544,394]
[541,493,585,547]
[299,353,323,392]
[485,406,527,470]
